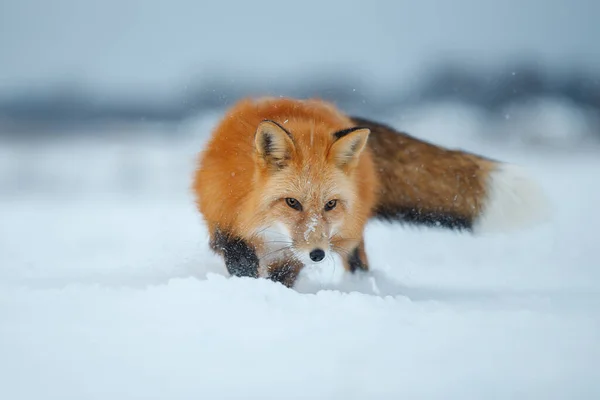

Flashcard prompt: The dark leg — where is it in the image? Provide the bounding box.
[343,240,369,273]
[210,229,259,278]
[267,258,303,288]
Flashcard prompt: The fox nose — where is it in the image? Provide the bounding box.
[309,248,325,262]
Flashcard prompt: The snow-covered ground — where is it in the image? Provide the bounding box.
[1,106,599,399]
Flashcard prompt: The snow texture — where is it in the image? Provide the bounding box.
[1,106,599,400]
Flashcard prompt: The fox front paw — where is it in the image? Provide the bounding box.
[211,229,259,278]
[266,258,304,288]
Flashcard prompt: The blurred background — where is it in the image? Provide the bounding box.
[0,0,598,208]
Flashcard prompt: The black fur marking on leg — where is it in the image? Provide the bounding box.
[268,261,299,287]
[373,205,472,231]
[348,247,368,273]
[211,229,259,278]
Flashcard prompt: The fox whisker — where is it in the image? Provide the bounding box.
[254,227,291,241]
[327,252,337,281]
[262,240,293,245]
[331,245,352,257]
[258,246,292,262]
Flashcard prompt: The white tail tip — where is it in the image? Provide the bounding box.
[473,164,551,234]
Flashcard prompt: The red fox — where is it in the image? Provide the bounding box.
[193,97,548,287]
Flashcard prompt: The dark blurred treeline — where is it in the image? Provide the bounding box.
[1,62,599,137]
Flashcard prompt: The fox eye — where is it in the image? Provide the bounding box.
[324,199,337,211]
[285,197,303,211]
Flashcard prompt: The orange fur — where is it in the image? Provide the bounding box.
[192,97,546,287]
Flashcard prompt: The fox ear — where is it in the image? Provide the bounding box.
[255,120,295,168]
[329,127,370,169]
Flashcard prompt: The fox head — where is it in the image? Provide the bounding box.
[251,119,370,266]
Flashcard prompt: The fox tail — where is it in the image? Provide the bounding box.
[353,116,551,234]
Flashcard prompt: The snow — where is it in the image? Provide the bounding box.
[1,107,599,399]
[496,97,600,147]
